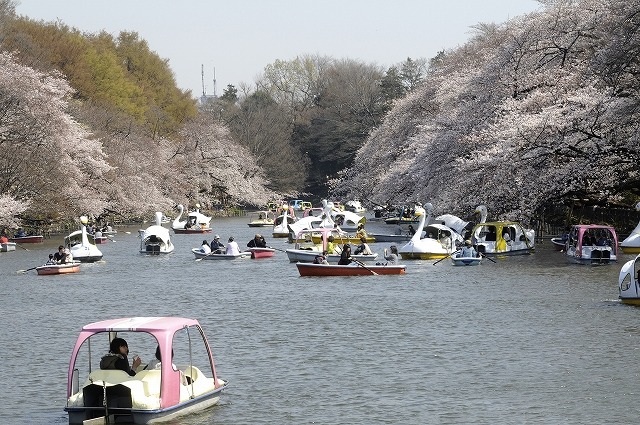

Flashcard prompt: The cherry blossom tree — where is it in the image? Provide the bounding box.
[332,0,640,224]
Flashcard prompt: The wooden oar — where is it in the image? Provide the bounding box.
[195,251,217,262]
[433,250,459,266]
[268,246,288,253]
[14,242,29,251]
[17,265,39,274]
[479,252,497,263]
[351,258,378,275]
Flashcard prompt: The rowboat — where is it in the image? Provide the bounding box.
[139,212,174,254]
[620,202,640,254]
[92,234,109,244]
[619,254,640,305]
[172,204,212,234]
[450,252,482,266]
[65,316,227,424]
[9,234,44,243]
[296,262,406,276]
[550,237,566,251]
[36,262,80,275]
[246,247,276,259]
[192,248,251,260]
[565,224,618,265]
[1,242,16,252]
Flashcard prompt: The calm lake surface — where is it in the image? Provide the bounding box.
[1,215,638,425]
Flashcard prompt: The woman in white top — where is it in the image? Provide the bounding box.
[226,237,240,255]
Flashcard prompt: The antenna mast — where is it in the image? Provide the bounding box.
[213,67,217,97]
[201,64,206,97]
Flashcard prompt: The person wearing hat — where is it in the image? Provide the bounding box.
[460,240,478,258]
[247,233,267,248]
[226,236,241,255]
[384,245,399,265]
[210,235,225,254]
[355,222,367,238]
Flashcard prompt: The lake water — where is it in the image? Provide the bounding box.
[1,216,638,425]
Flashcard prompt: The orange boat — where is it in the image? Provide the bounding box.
[36,262,80,275]
[296,262,406,276]
[247,247,276,259]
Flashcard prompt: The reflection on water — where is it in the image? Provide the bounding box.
[1,217,638,424]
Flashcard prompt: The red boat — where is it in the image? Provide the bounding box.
[36,262,80,275]
[296,262,406,276]
[173,228,213,234]
[247,247,276,259]
[9,235,44,243]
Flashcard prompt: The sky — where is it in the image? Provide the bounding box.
[15,0,542,98]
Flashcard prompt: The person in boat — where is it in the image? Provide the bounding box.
[14,228,26,238]
[100,337,142,376]
[0,233,8,244]
[326,235,338,254]
[144,346,189,385]
[226,236,241,255]
[383,245,399,265]
[210,234,225,254]
[354,236,373,255]
[408,225,416,236]
[314,251,329,264]
[355,223,368,238]
[338,244,353,265]
[247,233,267,248]
[200,239,211,254]
[53,245,72,263]
[45,253,56,265]
[460,240,478,258]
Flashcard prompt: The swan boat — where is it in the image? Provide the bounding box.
[65,316,227,424]
[619,254,640,305]
[399,204,464,260]
[272,205,297,238]
[296,262,406,276]
[172,204,212,234]
[620,202,640,254]
[471,205,535,256]
[65,217,103,262]
[344,200,366,214]
[36,262,81,275]
[565,224,618,265]
[286,228,378,263]
[288,200,367,237]
[247,211,275,227]
[191,248,251,260]
[139,212,175,254]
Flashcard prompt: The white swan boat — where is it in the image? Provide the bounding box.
[470,205,535,256]
[65,316,227,424]
[619,254,640,305]
[172,204,212,234]
[272,204,297,238]
[139,212,175,254]
[621,202,640,254]
[399,204,463,260]
[65,216,103,262]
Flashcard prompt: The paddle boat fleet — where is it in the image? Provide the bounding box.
[65,316,227,424]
